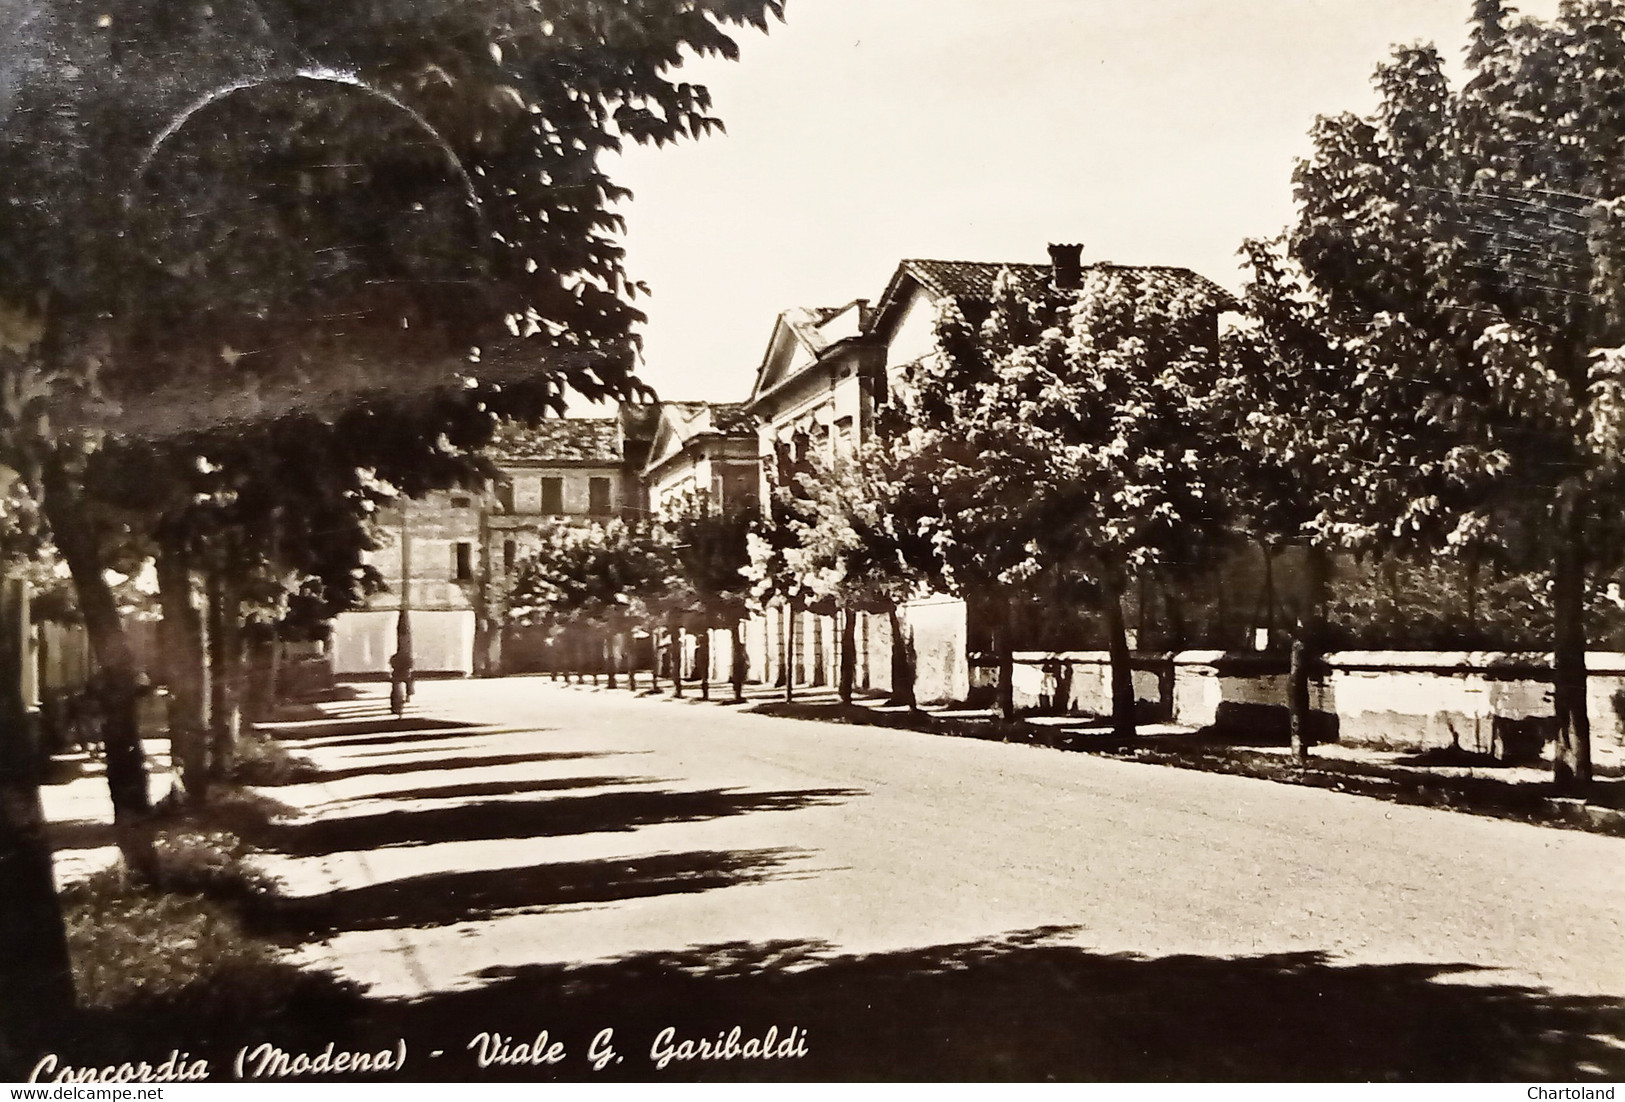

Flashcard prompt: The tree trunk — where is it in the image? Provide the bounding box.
[784,601,796,704]
[1465,550,1480,646]
[0,578,75,1071]
[886,604,917,711]
[206,570,242,782]
[838,606,857,705]
[243,628,274,723]
[1260,541,1277,643]
[604,632,616,690]
[1552,510,1593,790]
[996,596,1015,722]
[1156,571,1188,652]
[625,632,638,691]
[266,631,283,713]
[670,624,683,698]
[38,456,155,879]
[774,605,786,688]
[698,627,711,701]
[1101,575,1136,738]
[155,530,209,803]
[1289,544,1330,763]
[731,619,746,703]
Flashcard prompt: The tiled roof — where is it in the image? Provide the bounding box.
[707,402,756,435]
[658,401,757,440]
[895,258,1234,309]
[900,259,1050,302]
[780,305,848,355]
[486,417,623,464]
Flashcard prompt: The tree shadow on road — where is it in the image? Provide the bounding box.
[355,775,661,804]
[247,847,811,941]
[274,727,514,752]
[292,750,622,785]
[243,786,861,857]
[31,926,1625,1083]
[258,716,484,741]
[349,928,1625,1082]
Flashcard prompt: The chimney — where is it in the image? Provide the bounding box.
[1048,243,1084,290]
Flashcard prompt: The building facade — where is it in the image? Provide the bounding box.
[330,406,656,676]
[332,245,1229,698]
[739,246,1230,703]
[642,401,759,519]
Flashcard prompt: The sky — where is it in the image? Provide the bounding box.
[603,0,1562,406]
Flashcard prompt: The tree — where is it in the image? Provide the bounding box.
[907,266,1232,731]
[1285,0,1625,788]
[776,439,929,706]
[0,0,786,863]
[507,519,680,686]
[663,492,754,702]
[745,438,818,702]
[0,503,73,1074]
[1217,239,1368,758]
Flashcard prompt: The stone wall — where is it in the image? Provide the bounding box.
[332,609,476,676]
[905,595,969,705]
[1009,651,1168,716]
[738,596,967,704]
[1006,648,1625,756]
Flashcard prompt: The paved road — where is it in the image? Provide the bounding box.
[252,676,1625,1079]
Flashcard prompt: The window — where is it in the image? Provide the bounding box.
[541,477,564,514]
[589,477,612,515]
[503,539,516,575]
[450,495,471,509]
[454,542,473,581]
[495,482,515,513]
[834,416,855,457]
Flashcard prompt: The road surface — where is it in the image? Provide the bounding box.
[247,676,1625,1080]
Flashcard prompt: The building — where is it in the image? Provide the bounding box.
[642,401,759,519]
[741,245,1231,704]
[329,491,485,678]
[331,246,1228,697]
[329,406,656,677]
[478,408,656,673]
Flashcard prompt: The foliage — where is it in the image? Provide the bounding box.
[228,734,321,788]
[744,437,816,614]
[662,490,754,630]
[508,519,681,635]
[1274,0,1625,784]
[0,0,788,436]
[910,267,1232,602]
[774,438,927,616]
[1320,551,1625,652]
[899,264,1231,723]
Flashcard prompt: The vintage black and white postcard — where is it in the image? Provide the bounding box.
[1,0,1622,1086]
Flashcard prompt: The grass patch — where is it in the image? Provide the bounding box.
[52,811,368,1072]
[230,732,321,786]
[61,822,282,1006]
[62,863,277,1010]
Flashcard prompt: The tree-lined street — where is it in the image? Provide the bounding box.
[216,677,1625,1078]
[12,0,1625,1082]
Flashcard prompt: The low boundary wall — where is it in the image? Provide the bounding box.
[1008,649,1625,756]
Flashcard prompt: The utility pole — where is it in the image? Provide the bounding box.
[396,500,414,699]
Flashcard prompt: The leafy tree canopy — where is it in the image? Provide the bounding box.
[0,0,786,438]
